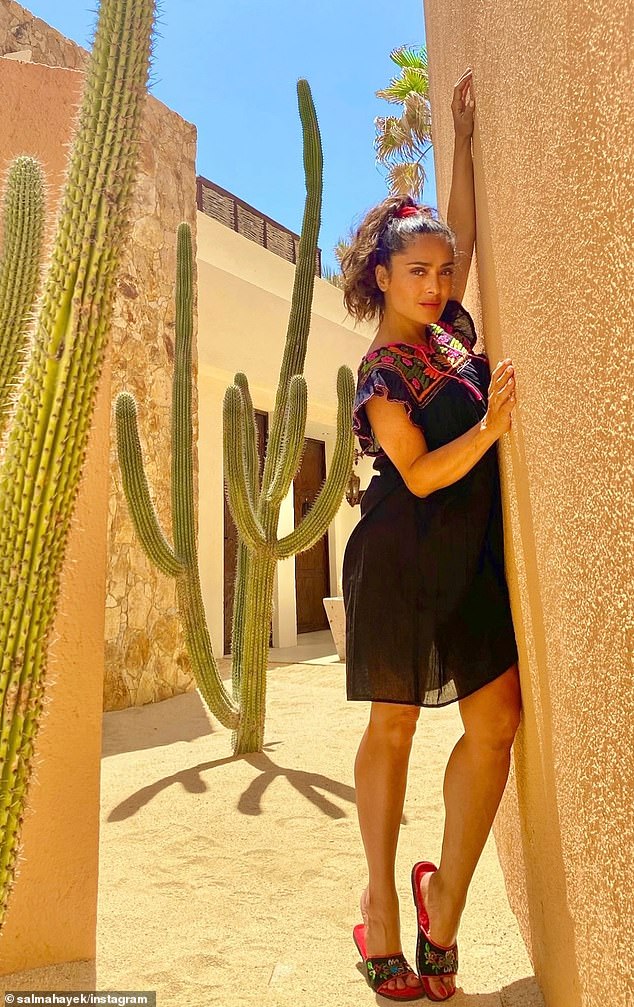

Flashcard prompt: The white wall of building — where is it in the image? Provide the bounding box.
[196,211,377,655]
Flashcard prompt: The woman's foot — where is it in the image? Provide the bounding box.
[417,871,464,999]
[360,886,423,995]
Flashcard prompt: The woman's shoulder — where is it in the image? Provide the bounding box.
[354,344,441,426]
[352,352,425,457]
[357,344,426,383]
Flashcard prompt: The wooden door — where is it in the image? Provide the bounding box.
[294,438,330,633]
[223,410,269,655]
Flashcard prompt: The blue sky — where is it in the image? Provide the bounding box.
[29,0,438,274]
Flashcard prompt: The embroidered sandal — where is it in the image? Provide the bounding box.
[411,861,459,1002]
[352,923,425,1001]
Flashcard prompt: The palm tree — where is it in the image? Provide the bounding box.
[374,44,431,199]
[321,263,345,289]
[324,44,431,289]
[322,238,351,289]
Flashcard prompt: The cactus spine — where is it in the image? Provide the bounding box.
[0,156,45,439]
[116,79,354,755]
[0,0,155,933]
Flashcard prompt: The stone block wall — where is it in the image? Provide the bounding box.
[105,100,198,708]
[0,0,86,66]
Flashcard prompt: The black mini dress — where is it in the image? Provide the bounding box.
[342,299,519,707]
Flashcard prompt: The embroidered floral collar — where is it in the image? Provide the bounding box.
[359,322,485,407]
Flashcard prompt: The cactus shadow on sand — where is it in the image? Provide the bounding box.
[104,732,410,825]
[106,743,369,823]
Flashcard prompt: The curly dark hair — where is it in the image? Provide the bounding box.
[340,195,457,325]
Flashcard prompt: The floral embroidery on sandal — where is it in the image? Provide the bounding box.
[411,861,459,1001]
[352,923,425,1001]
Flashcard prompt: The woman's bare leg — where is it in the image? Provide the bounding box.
[355,701,423,993]
[419,663,522,999]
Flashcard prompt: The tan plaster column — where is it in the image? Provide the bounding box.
[421,0,632,1003]
[0,348,112,972]
[0,56,109,972]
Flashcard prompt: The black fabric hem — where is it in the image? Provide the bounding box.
[345,649,519,709]
[451,650,519,703]
[345,693,460,709]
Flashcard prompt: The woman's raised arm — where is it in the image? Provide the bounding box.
[447,68,476,303]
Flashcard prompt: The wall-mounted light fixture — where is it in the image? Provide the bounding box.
[345,447,364,507]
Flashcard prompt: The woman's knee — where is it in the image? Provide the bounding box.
[460,665,522,751]
[484,703,521,749]
[369,702,420,746]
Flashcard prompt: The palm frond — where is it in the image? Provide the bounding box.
[385,161,427,200]
[374,114,416,164]
[334,238,351,266]
[374,40,432,203]
[322,264,345,289]
[376,67,429,104]
[388,44,428,71]
[403,92,432,140]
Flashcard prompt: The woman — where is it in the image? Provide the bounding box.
[341,68,522,1002]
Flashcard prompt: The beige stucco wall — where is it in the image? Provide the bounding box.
[0,57,110,971]
[422,1,632,1004]
[196,212,375,653]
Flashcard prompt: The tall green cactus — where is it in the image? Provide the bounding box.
[0,0,155,933]
[116,223,238,731]
[116,79,354,755]
[0,156,45,439]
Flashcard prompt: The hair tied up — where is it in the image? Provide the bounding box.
[339,194,456,325]
[395,205,421,218]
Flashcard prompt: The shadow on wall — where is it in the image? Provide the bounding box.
[475,173,581,1002]
[495,439,581,1002]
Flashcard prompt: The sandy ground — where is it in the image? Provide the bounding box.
[2,658,544,1006]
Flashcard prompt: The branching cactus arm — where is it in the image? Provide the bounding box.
[115,392,182,577]
[265,374,308,507]
[115,222,238,731]
[259,80,323,500]
[172,221,196,567]
[274,365,354,560]
[234,372,260,509]
[223,385,271,556]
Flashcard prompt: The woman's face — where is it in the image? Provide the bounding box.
[375,234,455,326]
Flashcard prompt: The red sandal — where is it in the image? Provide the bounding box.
[411,861,459,1002]
[353,923,425,1001]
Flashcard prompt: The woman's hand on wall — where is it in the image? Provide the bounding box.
[452,68,475,139]
[482,358,517,438]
